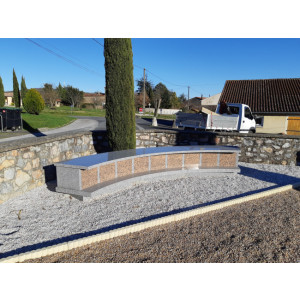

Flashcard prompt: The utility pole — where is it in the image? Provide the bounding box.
[188,86,190,110]
[143,68,146,110]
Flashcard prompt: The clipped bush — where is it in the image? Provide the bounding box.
[23,89,45,115]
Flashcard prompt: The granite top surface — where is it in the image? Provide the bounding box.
[55,145,240,169]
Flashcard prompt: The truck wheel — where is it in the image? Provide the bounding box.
[250,128,256,133]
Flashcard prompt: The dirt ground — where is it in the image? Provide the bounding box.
[24,188,300,263]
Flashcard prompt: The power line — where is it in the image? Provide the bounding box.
[146,69,188,88]
[90,38,219,95]
[91,38,104,47]
[26,38,104,78]
[91,38,144,71]
[38,39,96,70]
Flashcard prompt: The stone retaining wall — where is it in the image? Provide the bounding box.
[1,129,299,203]
[0,131,109,203]
[136,131,300,166]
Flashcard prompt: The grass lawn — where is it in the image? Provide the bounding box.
[43,106,106,117]
[0,105,106,139]
[22,112,75,130]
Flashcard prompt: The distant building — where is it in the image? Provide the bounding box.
[82,92,105,109]
[4,91,13,106]
[184,96,206,111]
[219,78,300,135]
[55,99,61,107]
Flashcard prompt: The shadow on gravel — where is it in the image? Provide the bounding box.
[2,166,300,260]
[239,165,300,186]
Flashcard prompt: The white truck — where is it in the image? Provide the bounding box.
[176,103,256,133]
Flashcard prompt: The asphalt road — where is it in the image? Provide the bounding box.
[0,116,176,144]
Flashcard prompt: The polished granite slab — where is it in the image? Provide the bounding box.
[55,146,240,169]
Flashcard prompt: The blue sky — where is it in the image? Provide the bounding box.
[0,38,299,98]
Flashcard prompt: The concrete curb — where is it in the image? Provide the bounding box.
[1,181,300,263]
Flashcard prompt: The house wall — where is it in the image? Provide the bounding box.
[82,95,105,109]
[1,129,299,203]
[5,96,13,106]
[256,116,287,134]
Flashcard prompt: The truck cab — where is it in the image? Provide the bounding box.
[216,103,256,133]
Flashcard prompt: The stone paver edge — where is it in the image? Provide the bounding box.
[1,181,300,263]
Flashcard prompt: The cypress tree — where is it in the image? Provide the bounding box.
[21,76,28,101]
[13,69,21,107]
[104,38,136,151]
[0,77,5,107]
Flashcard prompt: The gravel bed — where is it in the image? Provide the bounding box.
[25,188,300,263]
[1,162,300,259]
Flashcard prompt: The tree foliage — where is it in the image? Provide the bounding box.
[178,93,187,103]
[64,86,84,107]
[42,83,58,108]
[136,76,154,105]
[21,76,28,101]
[0,77,5,107]
[13,69,21,107]
[57,82,65,100]
[169,91,181,108]
[104,38,136,151]
[23,89,45,115]
[154,82,171,108]
[58,85,83,107]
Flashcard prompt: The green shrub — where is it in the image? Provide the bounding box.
[23,89,45,115]
[81,103,95,109]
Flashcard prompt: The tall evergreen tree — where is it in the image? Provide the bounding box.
[13,69,21,107]
[0,77,5,107]
[21,76,28,101]
[104,38,136,151]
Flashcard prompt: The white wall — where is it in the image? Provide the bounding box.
[144,108,181,115]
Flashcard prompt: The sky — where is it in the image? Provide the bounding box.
[1,38,299,99]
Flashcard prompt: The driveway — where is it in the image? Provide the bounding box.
[0,117,106,144]
[0,116,176,144]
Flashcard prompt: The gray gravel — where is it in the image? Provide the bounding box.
[1,162,300,259]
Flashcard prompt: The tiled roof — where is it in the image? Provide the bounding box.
[219,78,300,113]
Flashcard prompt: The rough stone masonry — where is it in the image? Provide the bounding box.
[1,129,299,203]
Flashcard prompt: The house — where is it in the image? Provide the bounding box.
[82,92,105,109]
[55,99,61,107]
[4,91,13,106]
[219,78,300,135]
[200,93,221,112]
[184,96,206,111]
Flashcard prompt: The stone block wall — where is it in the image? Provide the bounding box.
[136,130,300,166]
[1,129,299,203]
[0,131,109,203]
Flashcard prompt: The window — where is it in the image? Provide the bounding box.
[244,107,253,119]
[229,106,240,114]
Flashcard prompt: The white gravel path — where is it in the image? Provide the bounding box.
[1,162,300,258]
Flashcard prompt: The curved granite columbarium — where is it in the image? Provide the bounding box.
[55,145,240,200]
